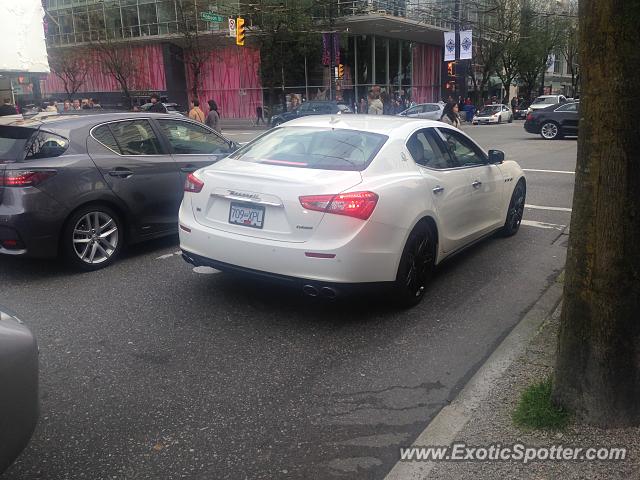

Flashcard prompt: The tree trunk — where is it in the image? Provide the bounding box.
[552,0,640,427]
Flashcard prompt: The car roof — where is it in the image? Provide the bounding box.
[8,111,186,130]
[282,114,443,136]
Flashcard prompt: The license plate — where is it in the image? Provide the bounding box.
[228,202,265,229]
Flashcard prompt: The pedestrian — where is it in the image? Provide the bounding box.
[206,99,221,132]
[148,93,167,113]
[368,93,383,115]
[63,100,72,111]
[91,98,102,109]
[81,98,91,110]
[0,98,17,116]
[255,105,264,125]
[188,99,205,123]
[359,97,367,114]
[440,102,461,128]
[45,101,58,112]
[72,99,81,110]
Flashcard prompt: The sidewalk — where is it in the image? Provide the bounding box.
[220,118,269,131]
[386,276,640,479]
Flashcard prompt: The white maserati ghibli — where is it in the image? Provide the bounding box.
[179,115,525,307]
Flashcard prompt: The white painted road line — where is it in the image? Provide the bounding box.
[525,204,572,212]
[521,219,566,230]
[522,168,575,174]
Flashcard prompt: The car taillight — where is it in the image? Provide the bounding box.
[526,114,534,121]
[299,191,379,220]
[184,172,204,193]
[0,170,56,187]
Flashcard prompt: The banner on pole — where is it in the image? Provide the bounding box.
[459,30,473,60]
[444,31,456,62]
[546,54,556,73]
[228,18,236,37]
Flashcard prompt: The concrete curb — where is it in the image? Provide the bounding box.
[384,276,564,480]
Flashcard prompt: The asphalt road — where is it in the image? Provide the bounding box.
[1,120,575,480]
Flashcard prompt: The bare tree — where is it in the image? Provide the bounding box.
[48,47,90,100]
[93,36,137,109]
[552,0,640,426]
[560,0,579,97]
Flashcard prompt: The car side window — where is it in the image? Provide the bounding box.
[107,120,162,156]
[406,129,452,169]
[437,128,487,167]
[316,104,333,114]
[555,103,577,112]
[92,124,121,154]
[24,131,69,160]
[158,119,230,155]
[425,104,439,112]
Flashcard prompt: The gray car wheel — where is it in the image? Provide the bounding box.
[63,206,123,270]
[540,122,560,140]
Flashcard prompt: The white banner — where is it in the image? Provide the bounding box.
[459,30,473,60]
[228,18,236,37]
[546,54,556,73]
[444,31,456,62]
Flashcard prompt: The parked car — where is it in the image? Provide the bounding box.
[472,104,513,125]
[524,101,579,140]
[140,102,185,115]
[270,101,353,127]
[0,306,38,474]
[180,115,526,307]
[397,103,444,121]
[512,101,529,120]
[526,94,567,114]
[0,112,239,270]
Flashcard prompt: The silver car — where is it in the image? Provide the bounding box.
[397,103,444,121]
[0,307,38,473]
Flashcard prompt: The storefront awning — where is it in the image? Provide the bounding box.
[336,14,448,46]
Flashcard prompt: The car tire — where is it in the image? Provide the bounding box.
[508,115,513,123]
[501,180,526,237]
[540,121,561,140]
[498,115,502,124]
[393,222,436,308]
[62,205,123,271]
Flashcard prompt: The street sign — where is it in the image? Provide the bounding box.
[200,12,223,22]
[228,18,236,37]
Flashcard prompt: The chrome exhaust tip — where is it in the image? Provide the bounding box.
[302,285,320,297]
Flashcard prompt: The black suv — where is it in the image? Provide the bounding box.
[270,101,353,127]
[0,112,237,270]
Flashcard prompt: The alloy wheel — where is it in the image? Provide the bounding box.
[541,122,559,139]
[507,184,525,232]
[72,211,119,265]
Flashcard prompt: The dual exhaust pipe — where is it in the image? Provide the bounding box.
[302,284,338,300]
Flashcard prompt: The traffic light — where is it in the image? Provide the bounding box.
[447,61,455,77]
[338,64,344,79]
[236,17,245,46]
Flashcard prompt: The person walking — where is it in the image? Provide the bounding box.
[0,98,17,116]
[45,101,58,112]
[359,97,367,114]
[148,93,167,113]
[255,105,264,125]
[188,99,205,123]
[206,100,221,132]
[510,96,518,110]
[440,102,461,128]
[368,94,383,115]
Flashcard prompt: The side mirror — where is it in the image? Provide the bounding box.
[488,149,505,164]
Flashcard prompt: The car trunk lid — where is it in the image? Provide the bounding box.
[190,159,363,242]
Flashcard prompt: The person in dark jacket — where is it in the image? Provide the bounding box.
[0,98,17,116]
[205,100,221,132]
[148,93,167,113]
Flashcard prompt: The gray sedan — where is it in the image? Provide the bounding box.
[397,103,444,121]
[0,307,38,473]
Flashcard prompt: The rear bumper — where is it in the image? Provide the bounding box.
[178,199,405,284]
[523,122,540,134]
[473,117,499,124]
[0,188,67,258]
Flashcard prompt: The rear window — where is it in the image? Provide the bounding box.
[0,126,68,162]
[533,97,558,105]
[229,127,388,171]
[0,126,35,162]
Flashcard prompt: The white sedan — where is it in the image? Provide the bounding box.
[179,116,526,307]
[473,104,513,124]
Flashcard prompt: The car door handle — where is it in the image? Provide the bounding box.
[108,168,133,178]
[432,186,445,194]
[180,165,198,173]
[472,180,482,189]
